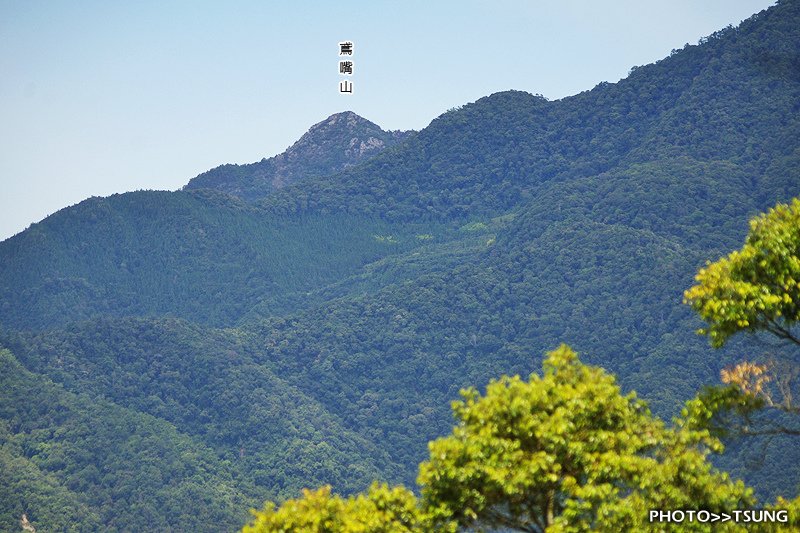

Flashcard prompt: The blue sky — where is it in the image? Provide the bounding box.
[0,0,775,240]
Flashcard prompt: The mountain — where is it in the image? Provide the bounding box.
[184,111,413,201]
[260,4,800,223]
[2,1,800,530]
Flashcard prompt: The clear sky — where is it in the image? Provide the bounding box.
[0,0,776,240]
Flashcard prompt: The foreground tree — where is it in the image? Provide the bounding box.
[418,345,752,532]
[684,197,800,434]
[243,483,446,533]
[684,197,800,348]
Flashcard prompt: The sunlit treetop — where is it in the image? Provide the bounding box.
[685,197,800,348]
[242,483,444,533]
[418,345,752,533]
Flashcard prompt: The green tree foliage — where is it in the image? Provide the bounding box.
[243,484,442,533]
[0,418,103,532]
[682,197,800,506]
[683,198,800,435]
[685,198,800,348]
[418,345,752,532]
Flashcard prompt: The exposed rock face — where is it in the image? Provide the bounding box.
[184,111,413,201]
[21,514,35,532]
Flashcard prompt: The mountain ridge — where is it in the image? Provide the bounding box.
[257,0,797,221]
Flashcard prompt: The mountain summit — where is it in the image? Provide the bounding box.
[184,111,413,201]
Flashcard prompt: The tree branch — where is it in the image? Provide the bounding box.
[764,319,800,346]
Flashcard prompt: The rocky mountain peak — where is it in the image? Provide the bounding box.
[184,111,413,201]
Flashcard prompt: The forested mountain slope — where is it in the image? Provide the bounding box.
[0,190,437,330]
[1,317,404,531]
[0,348,256,532]
[1,1,800,530]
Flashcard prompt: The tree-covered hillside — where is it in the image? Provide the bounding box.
[0,348,256,532]
[1,1,800,530]
[0,190,439,330]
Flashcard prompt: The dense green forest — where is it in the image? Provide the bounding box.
[1,0,800,530]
